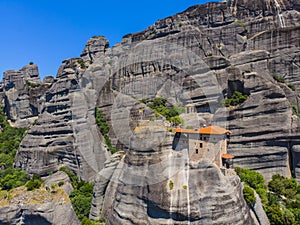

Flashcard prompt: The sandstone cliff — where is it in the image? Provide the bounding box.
[14,56,110,180]
[92,0,300,182]
[90,128,257,224]
[0,172,80,225]
[2,64,49,127]
[3,0,300,224]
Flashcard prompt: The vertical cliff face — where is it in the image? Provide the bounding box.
[14,37,111,180]
[90,1,300,181]
[90,128,256,225]
[2,64,49,127]
[5,1,300,223]
[10,0,300,181]
[0,172,80,225]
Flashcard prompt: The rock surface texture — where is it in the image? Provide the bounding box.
[91,129,256,224]
[2,64,49,127]
[0,172,80,225]
[93,0,300,181]
[3,0,299,224]
[14,47,111,180]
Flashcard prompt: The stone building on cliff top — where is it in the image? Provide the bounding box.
[172,126,234,168]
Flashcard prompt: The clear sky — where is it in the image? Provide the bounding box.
[0,0,215,79]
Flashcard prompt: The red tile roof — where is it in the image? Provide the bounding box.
[221,154,235,159]
[174,126,231,135]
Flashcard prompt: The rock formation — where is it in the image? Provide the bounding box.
[1,64,49,127]
[1,0,298,224]
[0,172,80,225]
[14,56,110,180]
[90,127,257,224]
[93,0,300,181]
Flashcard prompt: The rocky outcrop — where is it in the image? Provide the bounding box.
[11,0,300,182]
[0,172,80,225]
[15,55,110,180]
[91,127,256,224]
[252,191,270,225]
[218,50,300,180]
[2,64,50,127]
[90,1,300,182]
[0,203,79,225]
[6,0,300,223]
[89,151,124,220]
[80,36,111,62]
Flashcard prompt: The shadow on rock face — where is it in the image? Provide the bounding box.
[23,215,51,225]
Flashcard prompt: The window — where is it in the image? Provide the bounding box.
[196,149,199,154]
[203,137,207,141]
[200,143,203,148]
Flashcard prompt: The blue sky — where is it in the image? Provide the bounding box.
[0,0,215,79]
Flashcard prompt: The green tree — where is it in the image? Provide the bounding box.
[0,107,29,190]
[71,194,93,220]
[235,167,265,190]
[265,205,286,225]
[62,167,95,222]
[243,185,256,206]
[95,108,117,154]
[268,174,298,199]
[223,91,248,107]
[25,174,44,191]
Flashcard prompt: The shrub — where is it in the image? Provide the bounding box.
[82,217,102,225]
[71,194,93,220]
[235,20,247,30]
[267,192,281,206]
[169,116,183,125]
[58,181,64,187]
[63,169,95,222]
[183,185,188,190]
[139,98,147,104]
[0,107,28,190]
[288,83,296,91]
[185,126,194,129]
[256,187,268,204]
[243,185,256,206]
[25,80,41,88]
[77,59,86,69]
[290,103,300,117]
[59,167,79,188]
[167,128,173,132]
[268,174,298,199]
[235,167,265,190]
[236,168,300,225]
[0,170,29,190]
[169,180,174,190]
[147,98,184,125]
[265,204,286,225]
[223,91,248,107]
[272,74,285,83]
[95,108,117,154]
[25,174,44,191]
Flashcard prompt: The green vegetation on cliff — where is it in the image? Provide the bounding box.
[223,91,247,107]
[59,167,102,224]
[235,167,300,225]
[143,97,184,125]
[95,108,117,154]
[0,107,29,191]
[25,80,41,89]
[25,174,44,191]
[243,185,256,206]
